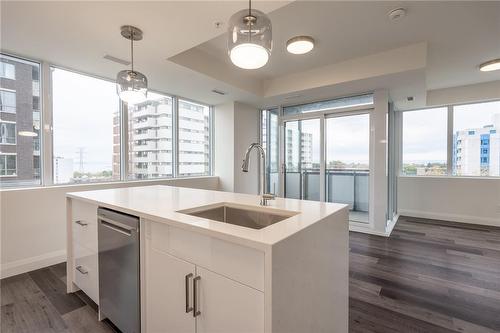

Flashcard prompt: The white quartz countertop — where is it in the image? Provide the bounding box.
[67,185,348,249]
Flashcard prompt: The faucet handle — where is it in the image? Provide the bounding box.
[261,193,276,206]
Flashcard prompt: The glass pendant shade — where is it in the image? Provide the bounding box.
[116,69,148,105]
[228,9,272,69]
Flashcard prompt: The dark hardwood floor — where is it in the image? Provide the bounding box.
[1,216,500,332]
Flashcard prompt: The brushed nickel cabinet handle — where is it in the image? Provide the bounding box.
[75,220,88,226]
[76,265,88,275]
[185,273,193,313]
[193,276,201,317]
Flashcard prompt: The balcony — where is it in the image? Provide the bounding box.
[280,168,369,223]
[133,117,157,130]
[133,141,157,151]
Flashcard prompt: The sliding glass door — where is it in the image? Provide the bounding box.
[284,119,321,200]
[281,112,370,223]
[325,113,370,223]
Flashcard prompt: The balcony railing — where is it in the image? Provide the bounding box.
[274,168,369,213]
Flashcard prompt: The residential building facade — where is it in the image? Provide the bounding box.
[453,114,500,176]
[0,55,41,186]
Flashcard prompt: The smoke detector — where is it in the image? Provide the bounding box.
[388,8,407,21]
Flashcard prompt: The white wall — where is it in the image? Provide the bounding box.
[427,80,500,106]
[0,177,218,278]
[214,101,259,195]
[233,102,259,195]
[214,102,235,192]
[398,176,500,226]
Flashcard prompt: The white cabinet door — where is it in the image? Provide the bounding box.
[196,267,264,333]
[147,248,196,333]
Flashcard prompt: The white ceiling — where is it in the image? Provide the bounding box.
[197,1,500,89]
[2,1,500,108]
[0,1,287,105]
[174,1,500,105]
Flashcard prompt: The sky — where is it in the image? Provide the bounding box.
[403,101,500,164]
[52,68,118,173]
[286,114,370,165]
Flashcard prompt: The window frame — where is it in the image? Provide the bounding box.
[0,52,214,188]
[398,98,500,179]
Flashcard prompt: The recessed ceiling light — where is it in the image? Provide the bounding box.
[479,59,500,72]
[286,36,314,55]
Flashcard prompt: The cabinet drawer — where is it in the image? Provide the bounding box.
[72,220,98,253]
[72,200,97,227]
[74,241,99,304]
[151,222,265,291]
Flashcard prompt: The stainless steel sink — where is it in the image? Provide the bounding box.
[178,203,298,230]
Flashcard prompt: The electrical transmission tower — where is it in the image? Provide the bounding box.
[76,147,85,173]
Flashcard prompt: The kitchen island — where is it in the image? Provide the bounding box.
[66,185,349,333]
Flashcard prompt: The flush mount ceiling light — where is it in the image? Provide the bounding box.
[18,131,38,137]
[479,59,500,72]
[116,25,148,105]
[286,36,315,55]
[227,0,272,69]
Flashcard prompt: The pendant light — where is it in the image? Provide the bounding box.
[227,0,272,69]
[116,25,148,104]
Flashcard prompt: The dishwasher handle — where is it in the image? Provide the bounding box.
[99,216,136,236]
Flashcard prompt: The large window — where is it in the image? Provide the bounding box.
[0,54,41,187]
[453,101,500,177]
[52,67,120,184]
[402,107,448,176]
[128,92,173,180]
[178,99,211,177]
[0,154,16,176]
[401,100,500,178]
[0,53,213,188]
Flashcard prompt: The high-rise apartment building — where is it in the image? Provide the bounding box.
[113,96,210,179]
[0,55,41,186]
[285,128,313,171]
[453,114,500,176]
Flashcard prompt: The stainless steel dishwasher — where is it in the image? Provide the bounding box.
[98,207,140,333]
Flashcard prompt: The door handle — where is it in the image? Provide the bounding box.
[76,265,88,275]
[185,273,193,313]
[193,276,201,317]
[75,220,88,226]
[99,219,133,236]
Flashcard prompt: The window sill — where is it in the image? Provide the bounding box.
[398,175,500,180]
[0,175,217,192]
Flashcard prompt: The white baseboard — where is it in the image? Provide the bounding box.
[398,209,500,227]
[1,249,66,279]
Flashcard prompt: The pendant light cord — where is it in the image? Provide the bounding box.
[130,27,134,73]
[248,0,252,43]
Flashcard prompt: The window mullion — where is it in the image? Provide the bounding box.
[173,96,179,178]
[447,105,454,176]
[120,101,129,180]
[41,61,53,186]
